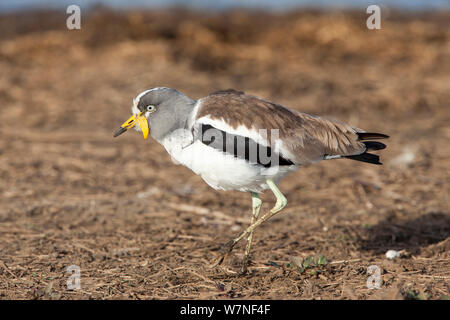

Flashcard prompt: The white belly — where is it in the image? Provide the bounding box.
[162,137,298,192]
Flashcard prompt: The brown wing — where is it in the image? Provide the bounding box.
[196,90,382,165]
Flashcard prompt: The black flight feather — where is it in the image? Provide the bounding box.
[344,152,382,165]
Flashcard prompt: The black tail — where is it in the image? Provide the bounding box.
[344,132,389,165]
[357,132,389,141]
[363,141,386,151]
[345,152,382,165]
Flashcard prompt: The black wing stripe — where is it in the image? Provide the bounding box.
[200,124,294,168]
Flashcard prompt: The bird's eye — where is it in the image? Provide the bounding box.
[146,105,156,112]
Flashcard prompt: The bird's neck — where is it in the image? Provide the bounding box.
[177,98,197,130]
[150,96,197,143]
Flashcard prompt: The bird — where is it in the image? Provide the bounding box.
[114,87,389,274]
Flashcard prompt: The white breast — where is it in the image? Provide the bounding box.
[160,130,298,193]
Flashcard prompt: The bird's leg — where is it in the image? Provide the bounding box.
[240,192,262,274]
[214,179,287,267]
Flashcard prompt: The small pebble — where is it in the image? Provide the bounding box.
[386,250,401,260]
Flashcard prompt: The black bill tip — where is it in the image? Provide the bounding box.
[113,127,127,137]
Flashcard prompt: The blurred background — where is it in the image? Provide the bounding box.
[1,0,450,11]
[0,0,449,300]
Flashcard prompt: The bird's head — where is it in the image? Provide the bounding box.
[113,87,195,141]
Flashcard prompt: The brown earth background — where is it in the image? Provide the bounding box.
[0,8,449,300]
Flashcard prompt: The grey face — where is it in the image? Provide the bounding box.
[133,88,196,141]
[135,88,178,112]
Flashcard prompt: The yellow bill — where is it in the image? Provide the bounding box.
[113,111,149,139]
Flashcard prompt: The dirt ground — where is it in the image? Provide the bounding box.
[0,8,449,300]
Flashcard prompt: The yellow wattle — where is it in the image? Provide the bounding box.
[137,115,149,139]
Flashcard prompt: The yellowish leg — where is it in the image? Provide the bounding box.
[214,179,287,267]
[241,192,262,274]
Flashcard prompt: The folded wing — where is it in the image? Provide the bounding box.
[194,89,388,166]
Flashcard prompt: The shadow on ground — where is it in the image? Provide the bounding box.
[358,212,449,254]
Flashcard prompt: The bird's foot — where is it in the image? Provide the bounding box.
[210,239,236,268]
[239,259,250,276]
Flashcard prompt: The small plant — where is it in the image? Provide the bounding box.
[405,290,430,300]
[287,254,327,274]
